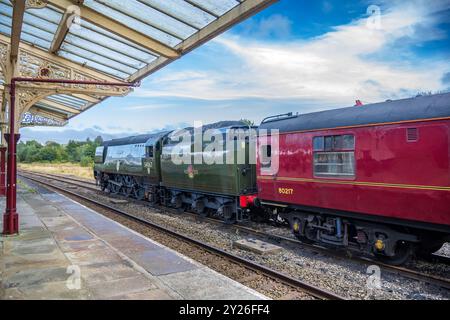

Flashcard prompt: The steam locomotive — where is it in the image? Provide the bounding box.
[94,93,450,264]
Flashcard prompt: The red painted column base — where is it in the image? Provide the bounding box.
[3,134,20,235]
[2,212,18,235]
[0,146,6,196]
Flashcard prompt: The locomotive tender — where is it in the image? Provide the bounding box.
[94,93,450,264]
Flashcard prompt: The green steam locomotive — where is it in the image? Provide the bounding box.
[94,121,258,222]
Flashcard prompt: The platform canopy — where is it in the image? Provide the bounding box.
[0,0,276,128]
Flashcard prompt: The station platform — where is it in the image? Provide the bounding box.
[0,181,267,300]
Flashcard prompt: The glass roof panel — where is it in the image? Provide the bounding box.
[186,0,240,17]
[25,5,63,25]
[56,94,88,104]
[66,20,158,64]
[83,0,181,47]
[80,20,158,58]
[35,102,73,115]
[0,15,12,38]
[0,26,10,39]
[60,42,138,74]
[0,1,61,49]
[57,50,130,79]
[19,32,51,50]
[64,34,147,69]
[21,22,54,43]
[0,2,12,37]
[46,95,87,108]
[138,0,216,30]
[0,1,12,17]
[23,13,58,34]
[88,0,197,40]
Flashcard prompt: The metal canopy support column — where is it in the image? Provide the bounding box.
[2,0,25,235]
[3,80,19,235]
[0,146,6,197]
[2,77,138,235]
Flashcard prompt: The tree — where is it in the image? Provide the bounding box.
[66,140,83,162]
[94,135,103,145]
[38,145,58,162]
[240,118,255,126]
[17,138,100,165]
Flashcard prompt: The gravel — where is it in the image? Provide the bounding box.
[19,175,450,300]
[436,243,450,257]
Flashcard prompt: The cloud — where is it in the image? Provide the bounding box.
[127,103,179,110]
[236,14,293,39]
[442,72,450,84]
[19,127,140,144]
[256,14,293,38]
[134,0,450,106]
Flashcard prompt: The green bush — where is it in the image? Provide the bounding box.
[17,137,103,165]
[80,156,93,167]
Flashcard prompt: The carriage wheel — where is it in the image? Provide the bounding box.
[222,207,236,224]
[292,218,315,244]
[376,241,413,265]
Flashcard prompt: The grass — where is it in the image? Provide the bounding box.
[17,179,37,193]
[18,162,94,180]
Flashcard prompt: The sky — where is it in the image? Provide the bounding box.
[22,0,450,143]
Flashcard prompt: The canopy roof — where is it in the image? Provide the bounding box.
[0,0,275,127]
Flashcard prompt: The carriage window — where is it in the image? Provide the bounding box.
[146,146,154,158]
[260,144,272,168]
[313,135,355,178]
[313,137,324,151]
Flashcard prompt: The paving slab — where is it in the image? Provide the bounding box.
[0,180,268,300]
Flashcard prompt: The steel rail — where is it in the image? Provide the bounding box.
[19,170,450,290]
[19,172,345,300]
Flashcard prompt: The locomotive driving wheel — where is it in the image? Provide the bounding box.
[107,178,120,194]
[199,208,211,218]
[133,186,145,200]
[123,176,134,197]
[109,182,119,194]
[193,198,207,216]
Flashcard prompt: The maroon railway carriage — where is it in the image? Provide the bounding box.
[257,93,450,264]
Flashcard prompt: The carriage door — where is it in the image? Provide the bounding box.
[259,134,278,197]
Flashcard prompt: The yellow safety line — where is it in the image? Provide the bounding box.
[257,176,450,191]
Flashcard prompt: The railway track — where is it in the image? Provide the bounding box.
[19,170,450,292]
[19,171,345,300]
